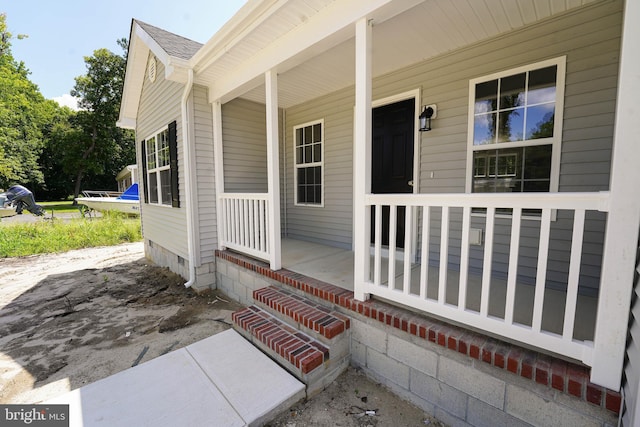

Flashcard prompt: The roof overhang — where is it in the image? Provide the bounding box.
[117,20,193,129]
[118,0,604,127]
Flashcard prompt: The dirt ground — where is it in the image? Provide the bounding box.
[0,242,444,426]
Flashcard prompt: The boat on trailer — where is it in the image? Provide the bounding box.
[75,183,140,215]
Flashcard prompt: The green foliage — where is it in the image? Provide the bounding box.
[0,14,57,188]
[0,214,142,257]
[64,39,135,198]
[1,13,135,200]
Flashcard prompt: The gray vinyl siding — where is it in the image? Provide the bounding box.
[285,87,355,249]
[281,1,619,293]
[137,54,188,259]
[222,99,268,193]
[192,85,216,265]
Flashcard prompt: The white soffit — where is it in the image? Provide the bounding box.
[196,0,601,108]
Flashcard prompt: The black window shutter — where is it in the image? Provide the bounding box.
[140,140,148,204]
[168,121,180,208]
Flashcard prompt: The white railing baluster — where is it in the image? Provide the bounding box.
[259,199,264,250]
[532,208,552,333]
[563,209,586,340]
[438,206,449,304]
[505,207,522,325]
[420,206,430,299]
[458,206,471,310]
[388,205,397,290]
[374,204,382,286]
[403,206,413,295]
[248,199,255,249]
[480,207,495,317]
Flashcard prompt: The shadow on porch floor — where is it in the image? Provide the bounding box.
[281,238,597,342]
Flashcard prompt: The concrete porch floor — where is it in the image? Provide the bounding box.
[281,238,598,342]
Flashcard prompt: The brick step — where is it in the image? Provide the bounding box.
[232,303,350,397]
[253,286,350,343]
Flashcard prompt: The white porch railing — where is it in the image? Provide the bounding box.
[358,191,610,368]
[219,193,271,262]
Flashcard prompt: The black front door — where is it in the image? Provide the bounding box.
[371,98,415,248]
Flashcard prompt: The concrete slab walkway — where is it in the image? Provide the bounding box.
[46,329,305,426]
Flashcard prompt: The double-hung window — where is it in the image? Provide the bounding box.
[467,57,565,199]
[294,120,323,206]
[142,121,179,207]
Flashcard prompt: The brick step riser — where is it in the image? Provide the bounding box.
[254,290,351,357]
[253,286,351,344]
[232,304,350,397]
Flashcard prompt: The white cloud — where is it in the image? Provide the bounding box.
[52,94,80,110]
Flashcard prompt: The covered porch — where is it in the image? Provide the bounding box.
[201,0,639,393]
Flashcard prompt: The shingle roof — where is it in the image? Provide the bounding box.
[135,20,203,60]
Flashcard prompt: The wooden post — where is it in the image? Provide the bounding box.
[213,101,226,250]
[353,17,372,301]
[265,69,282,270]
[590,0,640,391]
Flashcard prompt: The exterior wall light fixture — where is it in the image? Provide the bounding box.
[419,104,437,132]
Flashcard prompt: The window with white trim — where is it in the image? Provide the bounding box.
[142,121,179,207]
[467,57,565,196]
[294,120,323,206]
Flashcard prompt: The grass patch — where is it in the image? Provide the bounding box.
[39,201,79,214]
[0,213,142,257]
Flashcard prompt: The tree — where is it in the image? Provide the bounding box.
[64,38,135,200]
[0,13,56,189]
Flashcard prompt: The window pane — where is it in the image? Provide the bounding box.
[528,66,557,104]
[474,155,487,177]
[298,185,306,203]
[475,80,498,113]
[160,169,171,205]
[313,143,321,162]
[146,138,156,169]
[304,145,312,164]
[296,128,303,146]
[148,172,158,203]
[306,167,315,184]
[297,168,306,185]
[497,108,524,142]
[158,130,169,167]
[314,185,321,204]
[313,123,321,143]
[523,145,552,180]
[314,166,321,184]
[525,104,554,140]
[304,126,312,144]
[473,113,496,145]
[500,73,526,109]
[296,147,303,165]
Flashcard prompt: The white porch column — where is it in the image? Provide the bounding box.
[590,0,640,391]
[212,100,226,251]
[353,17,373,301]
[265,69,282,270]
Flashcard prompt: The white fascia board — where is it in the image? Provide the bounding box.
[118,25,148,129]
[207,0,423,103]
[191,0,285,68]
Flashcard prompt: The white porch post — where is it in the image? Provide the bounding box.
[353,17,372,301]
[212,100,226,251]
[265,69,282,270]
[590,0,640,391]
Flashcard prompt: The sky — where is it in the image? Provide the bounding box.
[3,0,247,109]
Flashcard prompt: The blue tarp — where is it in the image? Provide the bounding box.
[118,183,139,200]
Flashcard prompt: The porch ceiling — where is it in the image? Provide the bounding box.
[193,0,600,109]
